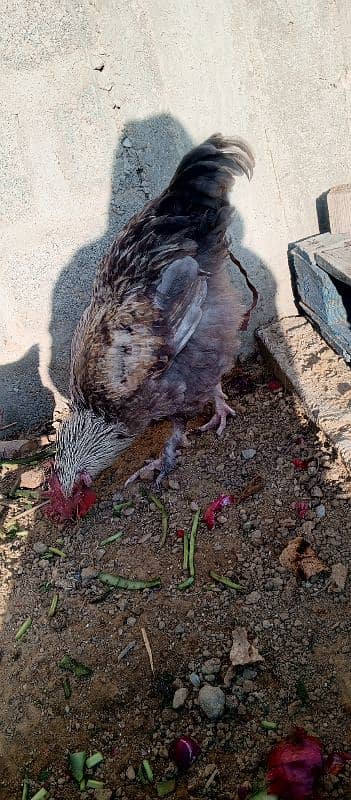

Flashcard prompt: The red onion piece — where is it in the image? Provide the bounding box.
[169,736,201,769]
[267,728,323,800]
[291,458,309,471]
[203,494,235,530]
[325,751,351,775]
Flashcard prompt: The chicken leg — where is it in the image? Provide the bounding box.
[199,383,236,436]
[125,419,188,487]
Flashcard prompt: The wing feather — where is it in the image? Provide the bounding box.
[70,257,207,418]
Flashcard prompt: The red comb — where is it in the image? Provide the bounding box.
[44,473,96,521]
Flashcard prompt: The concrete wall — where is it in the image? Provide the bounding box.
[1,0,350,430]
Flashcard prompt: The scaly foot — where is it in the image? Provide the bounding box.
[124,421,187,487]
[199,384,236,436]
[124,457,163,487]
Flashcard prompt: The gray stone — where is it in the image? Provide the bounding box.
[202,658,221,675]
[175,623,185,635]
[241,448,257,460]
[172,687,188,709]
[33,541,48,555]
[168,478,180,490]
[81,566,97,584]
[189,672,201,688]
[311,486,323,498]
[315,504,326,518]
[126,766,136,781]
[198,684,225,719]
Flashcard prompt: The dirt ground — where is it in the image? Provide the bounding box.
[0,359,350,800]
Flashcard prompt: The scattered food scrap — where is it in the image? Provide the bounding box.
[230,627,264,667]
[99,573,161,590]
[169,736,201,769]
[15,616,32,642]
[329,562,348,591]
[149,494,169,546]
[279,537,329,579]
[59,655,92,678]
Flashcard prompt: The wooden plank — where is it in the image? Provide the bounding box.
[327,184,351,234]
[315,240,351,286]
[256,316,351,474]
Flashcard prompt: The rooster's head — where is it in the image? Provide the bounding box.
[44,408,132,521]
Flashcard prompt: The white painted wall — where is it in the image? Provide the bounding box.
[1,0,350,428]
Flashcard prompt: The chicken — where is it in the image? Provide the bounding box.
[46,133,254,520]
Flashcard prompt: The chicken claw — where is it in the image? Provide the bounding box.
[199,384,236,436]
[124,421,186,486]
[124,458,163,487]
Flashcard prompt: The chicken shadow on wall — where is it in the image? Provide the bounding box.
[48,113,277,400]
[49,115,193,398]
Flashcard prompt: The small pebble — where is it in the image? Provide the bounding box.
[126,766,135,781]
[172,687,188,709]
[175,623,185,635]
[315,504,326,518]
[202,658,221,675]
[81,566,96,584]
[20,468,44,489]
[245,590,262,604]
[190,672,201,688]
[33,541,47,555]
[126,617,136,627]
[241,448,257,460]
[330,563,348,591]
[190,501,199,512]
[168,479,180,490]
[122,506,135,517]
[198,685,225,719]
[122,137,132,148]
[311,486,323,498]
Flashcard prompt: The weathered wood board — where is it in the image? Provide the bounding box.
[256,316,351,473]
[289,233,351,362]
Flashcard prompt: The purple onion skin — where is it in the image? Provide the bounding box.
[169,736,201,770]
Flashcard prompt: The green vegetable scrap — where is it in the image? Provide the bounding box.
[86,779,104,789]
[138,759,153,784]
[15,617,32,641]
[183,532,189,570]
[69,751,86,783]
[177,510,200,590]
[59,655,92,678]
[149,494,169,547]
[62,678,71,699]
[112,500,133,517]
[86,752,104,769]
[261,720,277,731]
[189,509,200,578]
[177,576,194,590]
[99,573,161,591]
[48,546,66,558]
[30,790,50,800]
[209,571,243,591]
[156,779,176,797]
[48,594,59,618]
[100,531,124,546]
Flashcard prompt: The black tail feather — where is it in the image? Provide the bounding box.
[166,133,254,212]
